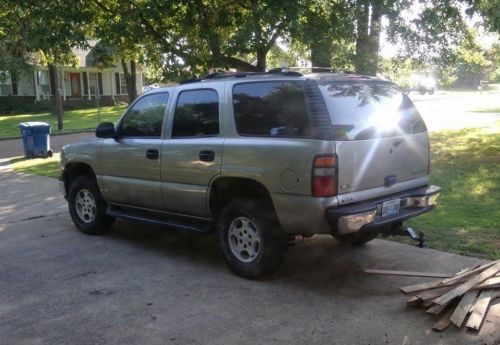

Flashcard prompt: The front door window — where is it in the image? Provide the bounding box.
[70,73,81,98]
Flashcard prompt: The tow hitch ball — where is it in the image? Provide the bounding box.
[392,226,426,248]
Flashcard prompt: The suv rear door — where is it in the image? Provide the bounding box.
[160,84,224,218]
[318,81,429,196]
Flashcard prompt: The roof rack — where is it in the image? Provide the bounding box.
[179,68,303,85]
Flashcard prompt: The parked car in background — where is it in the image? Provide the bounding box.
[60,71,441,278]
[405,74,437,95]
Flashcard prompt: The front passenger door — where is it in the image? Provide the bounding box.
[99,92,169,210]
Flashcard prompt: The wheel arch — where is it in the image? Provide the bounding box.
[208,177,276,220]
[62,162,97,195]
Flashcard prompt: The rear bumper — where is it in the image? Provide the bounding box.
[326,185,441,235]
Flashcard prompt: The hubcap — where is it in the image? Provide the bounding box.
[75,189,96,223]
[228,216,261,263]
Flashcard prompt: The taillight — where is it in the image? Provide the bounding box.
[312,154,337,197]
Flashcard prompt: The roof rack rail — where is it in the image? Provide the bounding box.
[179,69,303,85]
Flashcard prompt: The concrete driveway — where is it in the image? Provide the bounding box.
[0,166,499,345]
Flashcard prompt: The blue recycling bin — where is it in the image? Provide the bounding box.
[19,122,53,158]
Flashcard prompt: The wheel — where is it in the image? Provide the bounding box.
[68,175,115,235]
[217,199,288,278]
[428,88,434,95]
[419,89,426,95]
[47,149,53,158]
[337,231,378,246]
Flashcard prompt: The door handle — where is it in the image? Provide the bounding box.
[145,149,159,160]
[199,150,215,162]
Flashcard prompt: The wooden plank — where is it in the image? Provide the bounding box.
[432,305,455,332]
[417,286,455,302]
[400,281,443,295]
[465,290,496,331]
[439,261,497,286]
[407,296,422,307]
[399,268,481,295]
[475,276,500,289]
[449,290,479,327]
[432,262,500,306]
[364,269,452,278]
[427,299,454,315]
[455,262,482,276]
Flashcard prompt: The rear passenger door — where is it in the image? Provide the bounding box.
[160,86,224,218]
[99,92,169,210]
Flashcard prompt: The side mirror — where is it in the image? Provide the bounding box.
[96,122,117,139]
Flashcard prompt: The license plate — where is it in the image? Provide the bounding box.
[382,198,401,217]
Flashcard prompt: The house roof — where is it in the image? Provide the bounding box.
[72,40,98,68]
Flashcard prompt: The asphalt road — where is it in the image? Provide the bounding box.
[0,166,499,345]
[410,91,500,132]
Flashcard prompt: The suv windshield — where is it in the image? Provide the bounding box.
[318,82,426,141]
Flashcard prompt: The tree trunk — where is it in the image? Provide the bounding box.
[256,50,267,72]
[121,59,137,104]
[354,0,382,75]
[311,39,333,68]
[48,63,63,131]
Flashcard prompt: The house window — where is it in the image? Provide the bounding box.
[115,72,128,95]
[38,70,51,96]
[0,71,12,96]
[120,73,127,95]
[89,73,97,95]
[83,72,88,96]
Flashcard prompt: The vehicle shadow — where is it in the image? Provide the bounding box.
[104,219,402,297]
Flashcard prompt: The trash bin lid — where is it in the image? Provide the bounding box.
[21,121,51,128]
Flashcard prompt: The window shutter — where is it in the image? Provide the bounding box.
[11,70,18,95]
[82,72,88,95]
[115,72,120,95]
[98,73,103,96]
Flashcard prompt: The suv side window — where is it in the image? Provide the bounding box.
[119,92,168,137]
[172,89,219,138]
[233,81,311,138]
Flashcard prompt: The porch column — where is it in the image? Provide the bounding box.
[87,72,91,100]
[61,69,67,101]
[110,71,115,101]
[34,69,40,101]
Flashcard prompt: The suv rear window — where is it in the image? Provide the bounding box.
[233,81,312,138]
[319,82,426,141]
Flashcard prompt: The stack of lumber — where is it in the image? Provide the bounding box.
[364,260,500,332]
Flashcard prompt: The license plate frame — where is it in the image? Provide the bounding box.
[381,198,401,217]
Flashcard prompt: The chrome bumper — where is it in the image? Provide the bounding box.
[326,185,441,235]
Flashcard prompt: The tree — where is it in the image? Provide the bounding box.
[291,0,472,76]
[0,0,89,130]
[88,0,302,78]
[464,0,500,34]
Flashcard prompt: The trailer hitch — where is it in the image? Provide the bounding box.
[391,226,426,248]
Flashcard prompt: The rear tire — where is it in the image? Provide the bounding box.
[217,199,287,279]
[68,175,114,235]
[338,232,378,246]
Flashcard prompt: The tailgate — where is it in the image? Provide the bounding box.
[336,133,429,194]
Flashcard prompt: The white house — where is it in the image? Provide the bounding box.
[0,40,143,111]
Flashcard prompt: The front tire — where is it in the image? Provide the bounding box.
[68,175,114,235]
[217,199,287,279]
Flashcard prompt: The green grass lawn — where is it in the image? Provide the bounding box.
[6,125,499,259]
[0,105,127,139]
[403,126,500,259]
[10,153,61,178]
[472,106,500,113]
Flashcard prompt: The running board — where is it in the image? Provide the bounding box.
[106,205,212,234]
